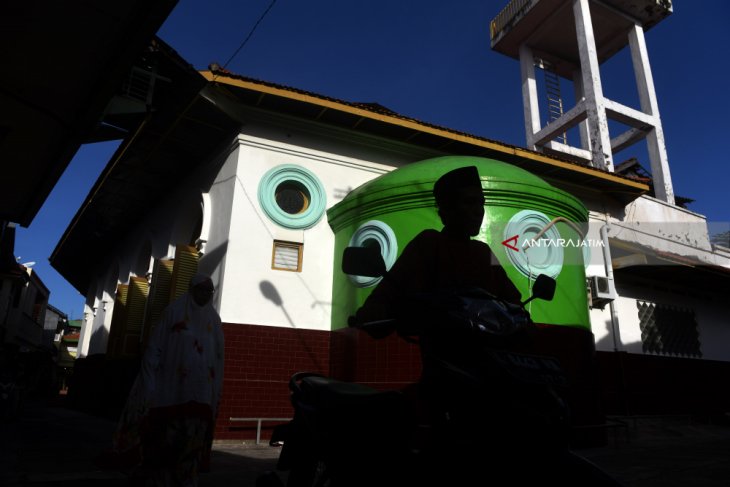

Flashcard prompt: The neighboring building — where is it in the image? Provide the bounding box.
[0,263,50,352]
[55,319,82,367]
[44,304,68,351]
[51,4,730,442]
[0,222,26,346]
[56,320,82,391]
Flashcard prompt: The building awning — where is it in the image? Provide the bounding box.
[62,333,80,344]
[612,241,730,293]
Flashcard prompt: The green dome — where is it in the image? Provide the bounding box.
[329,156,587,231]
[356,155,548,192]
[328,155,591,331]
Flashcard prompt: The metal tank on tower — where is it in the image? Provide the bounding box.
[490,0,675,204]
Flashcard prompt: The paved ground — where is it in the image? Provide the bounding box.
[2,397,730,486]
[0,399,280,487]
[578,416,730,487]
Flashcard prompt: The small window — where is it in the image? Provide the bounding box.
[275,182,310,214]
[272,241,303,272]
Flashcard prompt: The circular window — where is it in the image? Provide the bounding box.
[275,181,310,214]
[347,221,398,288]
[259,165,326,229]
[504,210,563,279]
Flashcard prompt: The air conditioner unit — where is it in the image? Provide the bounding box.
[588,275,616,309]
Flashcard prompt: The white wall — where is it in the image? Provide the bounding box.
[585,193,730,362]
[593,280,730,362]
[218,132,400,330]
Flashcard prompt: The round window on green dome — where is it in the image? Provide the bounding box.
[259,165,326,229]
[504,210,564,280]
[348,220,398,288]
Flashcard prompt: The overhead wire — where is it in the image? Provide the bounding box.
[216,0,279,77]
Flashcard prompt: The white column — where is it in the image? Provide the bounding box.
[573,69,592,152]
[78,299,96,357]
[573,0,613,171]
[629,23,675,204]
[519,44,541,150]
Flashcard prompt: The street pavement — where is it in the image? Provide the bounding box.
[578,416,730,487]
[0,396,281,487]
[2,396,730,486]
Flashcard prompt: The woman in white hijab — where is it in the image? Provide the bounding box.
[113,273,224,486]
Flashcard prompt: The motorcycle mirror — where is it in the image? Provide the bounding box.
[532,274,556,301]
[521,274,557,306]
[342,246,386,277]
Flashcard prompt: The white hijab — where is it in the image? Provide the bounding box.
[141,275,225,413]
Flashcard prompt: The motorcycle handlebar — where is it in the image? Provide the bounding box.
[348,292,534,342]
[348,316,399,339]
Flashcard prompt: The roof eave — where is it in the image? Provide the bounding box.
[201,70,649,198]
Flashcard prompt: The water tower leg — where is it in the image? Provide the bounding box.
[628,23,675,204]
[573,0,613,171]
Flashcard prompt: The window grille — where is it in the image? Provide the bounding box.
[637,301,702,358]
[272,241,302,272]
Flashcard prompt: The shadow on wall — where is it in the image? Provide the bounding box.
[594,318,640,353]
[198,239,228,310]
[89,325,109,355]
[259,280,323,371]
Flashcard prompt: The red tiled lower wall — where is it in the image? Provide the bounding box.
[214,322,603,442]
[215,323,330,440]
[330,326,422,387]
[214,322,423,440]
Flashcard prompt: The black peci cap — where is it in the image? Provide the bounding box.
[433,166,481,208]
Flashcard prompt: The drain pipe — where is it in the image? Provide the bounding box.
[600,221,621,351]
[600,219,631,416]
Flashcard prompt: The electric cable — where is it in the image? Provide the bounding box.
[220,0,279,72]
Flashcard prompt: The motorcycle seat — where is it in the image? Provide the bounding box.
[299,375,403,409]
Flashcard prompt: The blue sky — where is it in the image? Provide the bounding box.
[16,0,730,318]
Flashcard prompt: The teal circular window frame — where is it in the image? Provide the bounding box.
[258,165,326,229]
[504,210,563,280]
[347,220,398,288]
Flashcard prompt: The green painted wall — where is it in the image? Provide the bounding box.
[328,156,590,331]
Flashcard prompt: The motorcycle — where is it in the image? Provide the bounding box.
[259,247,622,487]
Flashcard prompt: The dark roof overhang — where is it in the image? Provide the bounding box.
[50,41,240,293]
[0,1,178,227]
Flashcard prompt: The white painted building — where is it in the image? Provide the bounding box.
[52,16,730,435]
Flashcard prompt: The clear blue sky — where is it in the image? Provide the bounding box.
[16,0,730,319]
